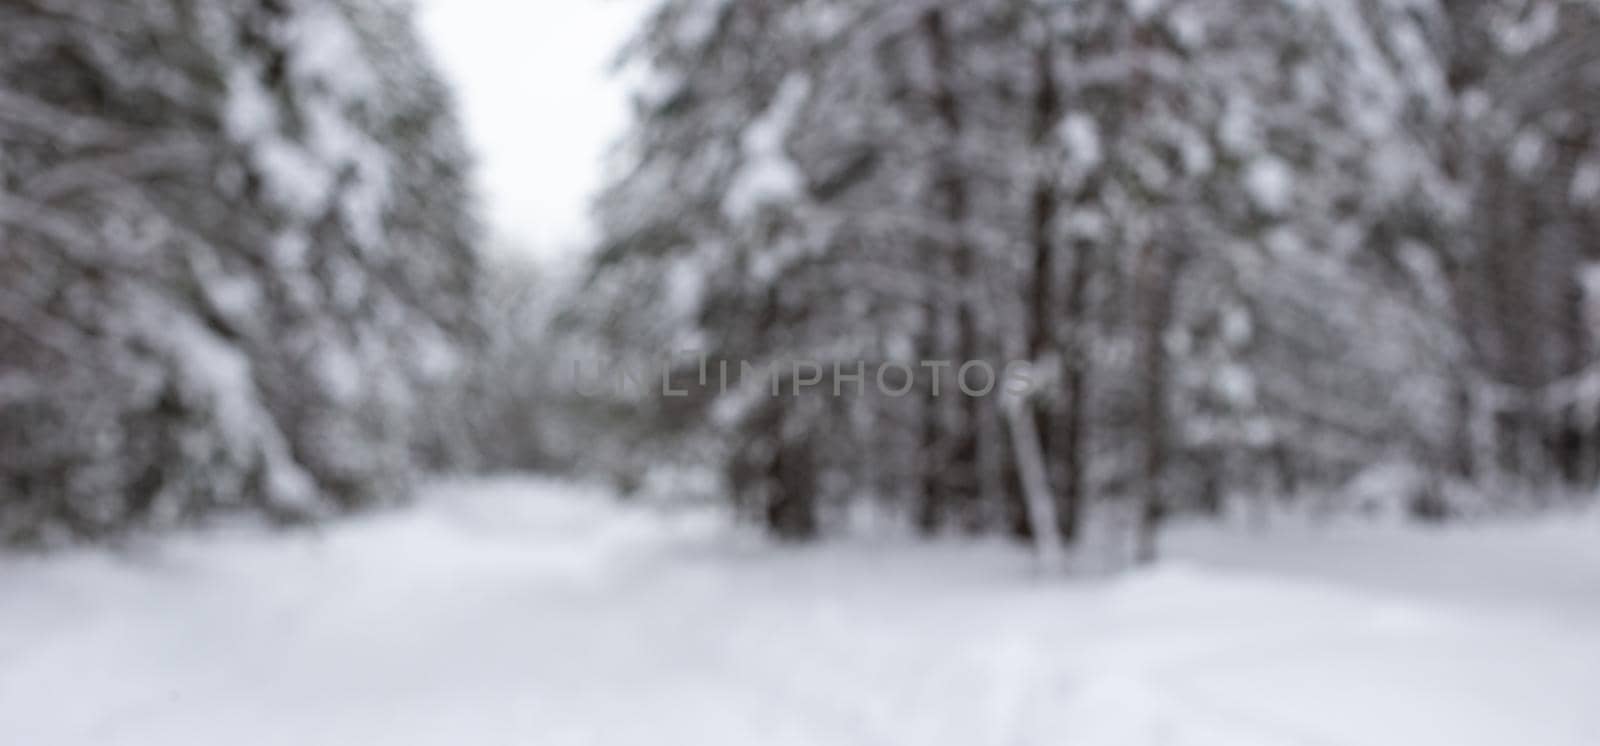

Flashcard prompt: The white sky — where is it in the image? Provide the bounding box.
[416,0,650,265]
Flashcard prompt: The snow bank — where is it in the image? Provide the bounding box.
[1,478,1596,746]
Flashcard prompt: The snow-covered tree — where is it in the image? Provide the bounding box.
[586,0,1598,554]
[0,0,480,545]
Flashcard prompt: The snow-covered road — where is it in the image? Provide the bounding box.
[2,477,1597,746]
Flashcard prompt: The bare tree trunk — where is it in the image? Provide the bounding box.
[922,7,984,532]
[768,408,819,541]
[1135,241,1176,565]
[1003,385,1065,570]
[1058,235,1094,543]
[916,304,947,535]
[1023,38,1077,543]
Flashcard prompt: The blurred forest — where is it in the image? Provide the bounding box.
[4,0,1600,561]
[574,0,1600,558]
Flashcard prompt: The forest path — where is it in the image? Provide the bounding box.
[2,477,1597,746]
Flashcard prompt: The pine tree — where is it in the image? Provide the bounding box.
[0,0,479,545]
[585,0,1597,552]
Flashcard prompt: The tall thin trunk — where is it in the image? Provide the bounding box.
[1023,40,1071,542]
[922,8,983,531]
[1135,241,1175,565]
[1058,235,1094,543]
[917,302,946,534]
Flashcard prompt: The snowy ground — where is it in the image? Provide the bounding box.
[2,478,1597,746]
